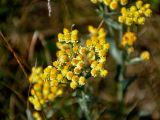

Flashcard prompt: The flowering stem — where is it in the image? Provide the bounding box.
[77,88,91,120]
[117,64,125,102]
[117,50,127,103]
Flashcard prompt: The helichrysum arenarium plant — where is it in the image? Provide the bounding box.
[28,0,152,119]
[28,26,109,119]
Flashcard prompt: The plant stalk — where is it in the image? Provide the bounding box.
[77,89,91,120]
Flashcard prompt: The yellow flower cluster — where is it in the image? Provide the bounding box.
[54,28,87,89]
[28,67,63,111]
[121,32,137,53]
[90,0,128,10]
[29,27,109,94]
[140,51,150,61]
[54,27,109,89]
[86,26,109,77]
[119,0,152,26]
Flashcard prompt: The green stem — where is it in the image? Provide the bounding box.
[77,89,91,120]
[117,65,125,102]
[117,52,126,102]
[119,24,123,42]
[118,83,123,102]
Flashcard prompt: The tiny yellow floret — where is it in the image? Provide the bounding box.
[140,51,150,61]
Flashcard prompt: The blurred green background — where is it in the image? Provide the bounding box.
[0,0,160,119]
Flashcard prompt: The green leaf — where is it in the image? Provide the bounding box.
[121,76,137,95]
[104,17,122,30]
[127,57,143,65]
[107,38,123,64]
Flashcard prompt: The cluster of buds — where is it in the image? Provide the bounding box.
[28,67,63,111]
[90,0,128,10]
[119,0,152,26]
[121,32,137,53]
[54,27,109,89]
[86,26,109,77]
[53,28,87,89]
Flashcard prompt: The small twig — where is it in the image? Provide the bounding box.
[0,81,26,104]
[0,31,28,78]
[47,0,52,17]
[71,24,75,31]
[28,31,52,65]
[97,19,104,30]
[28,31,39,62]
[0,31,31,112]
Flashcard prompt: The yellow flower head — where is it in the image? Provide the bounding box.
[66,71,74,80]
[127,47,134,53]
[72,75,79,82]
[70,81,78,89]
[121,32,137,47]
[57,74,63,82]
[79,76,86,85]
[71,30,79,42]
[100,69,108,77]
[140,51,150,61]
[109,1,118,10]
[73,45,79,53]
[91,68,99,77]
[120,0,128,5]
[88,25,97,35]
[77,61,84,69]
[33,111,42,120]
[74,67,81,75]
